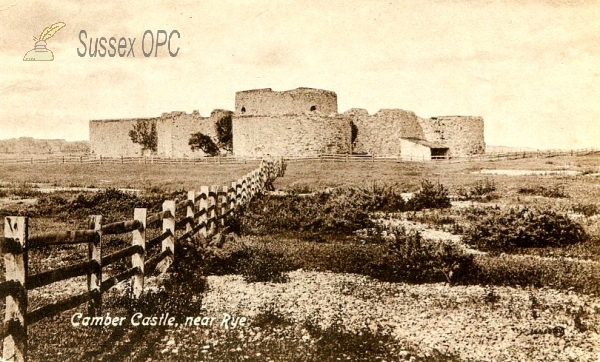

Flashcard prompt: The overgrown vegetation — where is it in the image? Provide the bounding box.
[469,253,600,295]
[463,207,587,253]
[406,180,452,210]
[32,189,182,222]
[517,185,568,198]
[369,227,474,284]
[238,180,451,240]
[0,183,42,199]
[455,179,498,201]
[238,244,291,283]
[572,203,600,217]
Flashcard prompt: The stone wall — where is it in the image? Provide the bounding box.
[232,114,351,157]
[91,110,227,158]
[418,116,485,157]
[89,87,485,160]
[90,118,154,157]
[343,108,426,155]
[235,88,338,116]
[157,110,224,158]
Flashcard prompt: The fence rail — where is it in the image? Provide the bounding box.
[0,158,285,362]
[283,148,599,164]
[0,148,597,166]
[0,155,264,165]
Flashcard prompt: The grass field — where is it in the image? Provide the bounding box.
[0,162,260,191]
[1,153,599,361]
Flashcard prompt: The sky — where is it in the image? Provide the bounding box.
[0,0,599,149]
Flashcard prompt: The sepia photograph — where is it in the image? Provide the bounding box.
[0,0,599,361]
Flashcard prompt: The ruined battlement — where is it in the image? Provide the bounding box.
[89,87,485,159]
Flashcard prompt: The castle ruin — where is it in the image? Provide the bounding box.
[89,87,485,159]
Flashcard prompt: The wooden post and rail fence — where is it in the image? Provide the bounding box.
[0,158,284,362]
[0,148,597,166]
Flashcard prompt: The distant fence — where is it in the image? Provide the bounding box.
[0,158,284,362]
[0,148,597,166]
[0,155,264,165]
[283,148,599,164]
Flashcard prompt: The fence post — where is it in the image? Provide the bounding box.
[236,179,243,206]
[256,169,261,192]
[209,185,219,236]
[240,178,246,205]
[3,216,28,362]
[132,208,146,299]
[246,174,251,201]
[87,215,102,317]
[161,201,176,270]
[221,185,229,227]
[230,181,237,212]
[186,191,195,235]
[199,186,209,241]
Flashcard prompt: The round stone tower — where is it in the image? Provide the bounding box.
[234,87,338,116]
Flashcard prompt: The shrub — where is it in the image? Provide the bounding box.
[456,179,498,201]
[572,203,599,217]
[406,180,452,211]
[238,180,452,240]
[201,237,252,275]
[517,185,568,198]
[469,254,600,294]
[238,244,291,283]
[463,207,587,252]
[370,226,475,283]
[303,311,399,362]
[34,189,167,221]
[238,191,374,237]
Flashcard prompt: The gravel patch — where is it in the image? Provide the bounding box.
[200,270,600,362]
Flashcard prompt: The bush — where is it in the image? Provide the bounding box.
[572,203,599,217]
[238,244,291,283]
[406,180,452,211]
[463,207,587,252]
[34,189,168,222]
[456,179,498,201]
[369,226,474,283]
[238,191,374,237]
[238,180,452,240]
[468,254,600,295]
[201,237,252,275]
[303,311,399,362]
[517,185,568,198]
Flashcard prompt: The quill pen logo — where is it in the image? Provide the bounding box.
[23,22,66,61]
